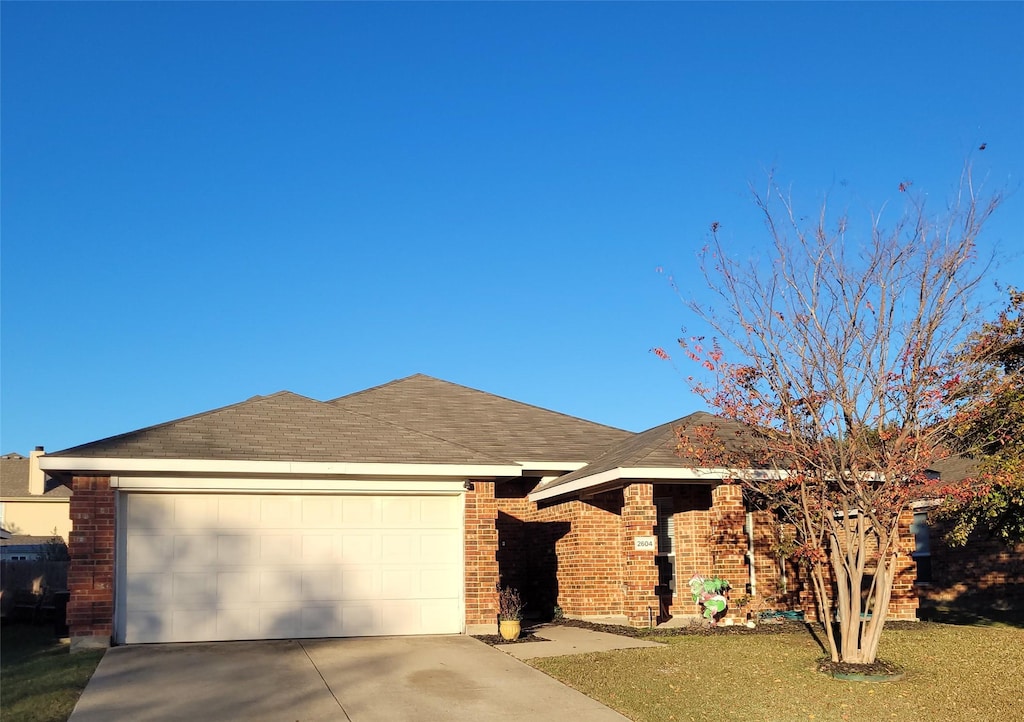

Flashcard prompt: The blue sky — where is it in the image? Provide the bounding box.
[2,2,1022,455]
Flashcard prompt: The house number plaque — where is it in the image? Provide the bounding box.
[634,536,656,551]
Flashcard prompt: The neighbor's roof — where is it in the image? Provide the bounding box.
[0,534,64,547]
[0,454,71,499]
[927,455,981,482]
[48,390,514,465]
[330,374,631,462]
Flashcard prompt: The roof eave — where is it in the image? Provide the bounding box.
[528,466,785,502]
[39,456,524,480]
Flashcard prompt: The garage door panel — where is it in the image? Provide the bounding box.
[259,534,299,564]
[341,497,376,525]
[172,496,218,529]
[340,534,375,561]
[217,535,254,563]
[301,498,337,527]
[123,492,463,643]
[300,534,334,562]
[259,497,296,527]
[173,535,218,567]
[217,571,255,604]
[421,568,460,597]
[125,535,173,570]
[340,568,380,599]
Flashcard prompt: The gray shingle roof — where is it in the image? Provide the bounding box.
[50,391,514,465]
[329,374,631,461]
[1,534,65,547]
[0,454,71,498]
[534,411,764,493]
[927,455,981,482]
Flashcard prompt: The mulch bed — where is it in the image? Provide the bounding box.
[472,627,549,645]
[817,657,905,679]
[474,616,931,649]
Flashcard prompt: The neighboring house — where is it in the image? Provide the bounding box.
[912,456,1024,619]
[39,374,920,650]
[0,450,72,541]
[0,533,67,561]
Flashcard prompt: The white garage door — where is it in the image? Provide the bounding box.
[119,493,463,644]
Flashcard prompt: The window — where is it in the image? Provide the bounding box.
[910,511,932,584]
[655,498,676,594]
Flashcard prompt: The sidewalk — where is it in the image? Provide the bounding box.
[495,623,665,660]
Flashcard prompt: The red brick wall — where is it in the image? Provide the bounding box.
[464,481,499,628]
[67,475,115,645]
[782,509,919,623]
[918,511,1024,618]
[622,484,659,626]
[492,480,924,630]
[531,490,625,618]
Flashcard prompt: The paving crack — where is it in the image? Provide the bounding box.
[298,641,352,721]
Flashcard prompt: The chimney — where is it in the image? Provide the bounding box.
[28,446,46,495]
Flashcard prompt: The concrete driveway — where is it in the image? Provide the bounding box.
[69,635,629,722]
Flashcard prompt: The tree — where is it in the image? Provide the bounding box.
[934,288,1024,546]
[661,166,1003,665]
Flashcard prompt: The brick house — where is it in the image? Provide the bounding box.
[39,374,921,650]
[912,457,1024,620]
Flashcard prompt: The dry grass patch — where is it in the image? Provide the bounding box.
[530,623,1024,722]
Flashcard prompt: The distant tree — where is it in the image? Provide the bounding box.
[935,288,1024,545]
[660,165,1004,666]
[42,530,70,561]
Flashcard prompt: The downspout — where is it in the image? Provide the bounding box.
[745,511,756,596]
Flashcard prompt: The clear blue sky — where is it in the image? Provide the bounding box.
[2,2,1022,455]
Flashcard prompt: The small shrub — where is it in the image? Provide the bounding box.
[497,585,524,621]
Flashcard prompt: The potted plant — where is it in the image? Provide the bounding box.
[497,585,524,641]
[688,575,731,625]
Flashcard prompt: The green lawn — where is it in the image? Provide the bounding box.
[0,624,104,722]
[531,623,1024,722]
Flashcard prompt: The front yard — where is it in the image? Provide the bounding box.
[0,624,104,722]
[530,622,1024,722]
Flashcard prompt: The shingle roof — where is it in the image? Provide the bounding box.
[533,411,766,494]
[0,454,71,499]
[1,534,65,547]
[927,455,981,482]
[329,374,631,461]
[50,391,513,465]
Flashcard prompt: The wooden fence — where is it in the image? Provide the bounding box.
[0,560,69,619]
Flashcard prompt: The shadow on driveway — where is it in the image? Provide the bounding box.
[69,635,628,721]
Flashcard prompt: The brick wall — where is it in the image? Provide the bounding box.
[464,481,499,629]
[918,512,1024,618]
[622,484,659,626]
[67,475,115,648]
[530,490,625,618]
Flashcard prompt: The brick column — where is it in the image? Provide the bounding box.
[67,476,115,650]
[464,481,499,634]
[888,509,920,621]
[711,483,748,622]
[622,483,659,627]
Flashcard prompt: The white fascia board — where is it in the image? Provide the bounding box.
[111,476,468,494]
[513,461,588,474]
[39,456,523,479]
[528,466,787,502]
[0,496,70,503]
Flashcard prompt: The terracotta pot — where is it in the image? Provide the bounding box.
[499,619,521,641]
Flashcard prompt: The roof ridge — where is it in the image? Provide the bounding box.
[327,374,430,403]
[323,402,515,464]
[51,390,312,456]
[333,374,628,433]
